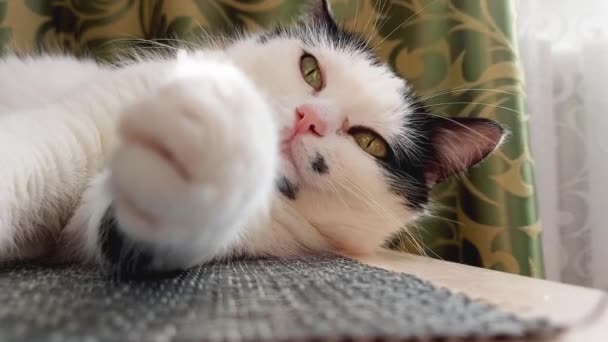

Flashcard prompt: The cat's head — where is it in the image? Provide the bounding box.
[228,0,505,253]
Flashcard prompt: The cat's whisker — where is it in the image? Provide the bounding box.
[322,178,351,209]
[110,46,171,54]
[367,1,395,45]
[421,212,463,227]
[192,22,223,48]
[417,88,519,103]
[372,0,441,50]
[365,0,389,43]
[352,0,360,31]
[155,37,202,50]
[404,221,446,259]
[112,35,179,51]
[415,83,515,100]
[360,0,378,43]
[413,111,505,146]
[411,101,518,115]
[314,172,410,234]
[394,223,429,257]
[424,199,456,213]
[334,178,400,227]
[387,213,428,257]
[333,176,419,243]
[422,203,463,224]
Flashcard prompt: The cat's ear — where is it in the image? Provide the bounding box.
[425,118,506,185]
[301,0,338,28]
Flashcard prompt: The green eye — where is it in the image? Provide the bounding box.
[350,128,389,159]
[300,54,323,91]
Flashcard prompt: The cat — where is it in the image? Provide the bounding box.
[0,0,505,277]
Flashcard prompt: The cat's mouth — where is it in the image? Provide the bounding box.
[279,128,297,166]
[280,138,298,174]
[281,145,296,167]
[278,127,305,184]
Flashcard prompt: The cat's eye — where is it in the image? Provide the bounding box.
[300,54,323,91]
[350,128,389,159]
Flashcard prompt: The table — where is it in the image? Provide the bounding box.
[355,249,608,341]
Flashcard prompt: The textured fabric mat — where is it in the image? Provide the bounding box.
[0,255,561,342]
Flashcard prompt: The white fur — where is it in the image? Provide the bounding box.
[0,29,418,270]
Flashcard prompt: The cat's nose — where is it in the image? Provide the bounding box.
[294,105,327,137]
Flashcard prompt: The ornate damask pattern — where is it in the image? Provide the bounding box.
[0,0,543,277]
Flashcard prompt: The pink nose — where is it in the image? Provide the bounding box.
[294,105,327,137]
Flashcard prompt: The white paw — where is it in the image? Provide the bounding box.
[109,61,277,267]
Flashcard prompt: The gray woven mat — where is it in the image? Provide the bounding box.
[0,255,561,342]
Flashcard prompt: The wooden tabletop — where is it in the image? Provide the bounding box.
[354,249,608,342]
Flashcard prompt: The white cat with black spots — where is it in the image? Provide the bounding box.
[0,0,504,277]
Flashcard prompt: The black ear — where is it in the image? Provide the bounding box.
[425,118,506,185]
[301,0,338,27]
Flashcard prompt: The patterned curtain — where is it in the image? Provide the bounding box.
[0,0,543,277]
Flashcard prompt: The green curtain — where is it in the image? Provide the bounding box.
[0,0,543,277]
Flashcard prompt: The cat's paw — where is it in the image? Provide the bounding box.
[107,61,277,272]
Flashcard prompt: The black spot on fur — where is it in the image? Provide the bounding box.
[276,176,298,200]
[311,152,329,174]
[98,206,179,280]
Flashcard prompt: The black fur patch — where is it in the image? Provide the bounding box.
[98,206,178,279]
[311,152,329,174]
[377,93,436,211]
[276,176,298,200]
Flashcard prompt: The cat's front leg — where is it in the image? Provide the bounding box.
[94,61,277,276]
